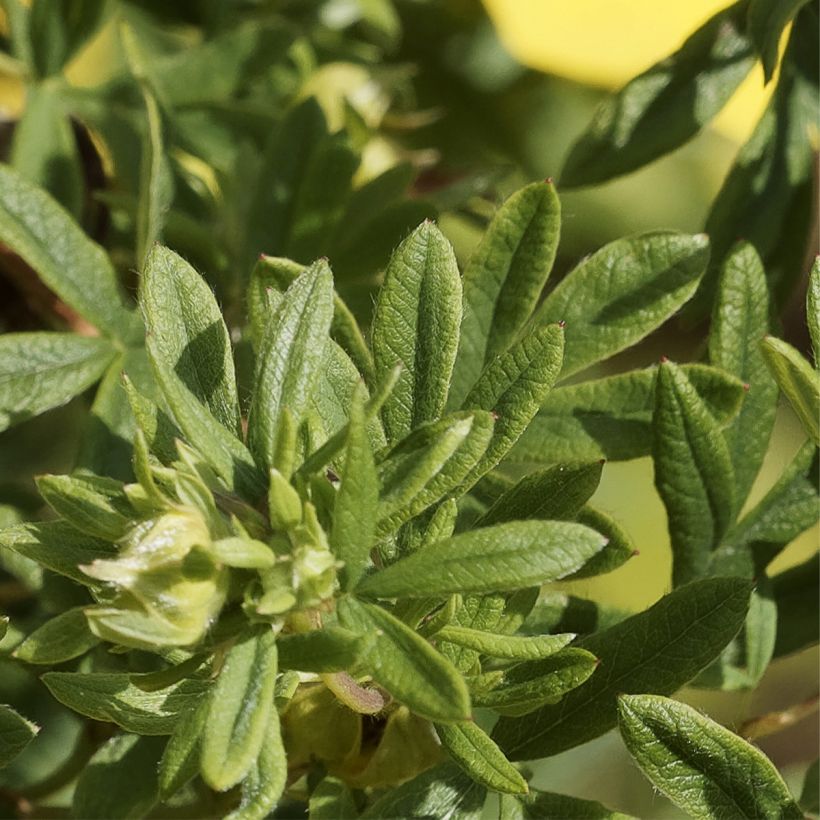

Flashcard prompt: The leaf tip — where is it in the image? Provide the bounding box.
[742,382,751,392]
[659,355,669,364]
[557,320,566,329]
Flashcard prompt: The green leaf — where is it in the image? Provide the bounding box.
[561,3,753,187]
[159,699,208,800]
[356,520,606,599]
[434,720,528,795]
[147,335,264,500]
[435,626,574,661]
[449,181,560,407]
[0,705,38,768]
[772,553,819,657]
[309,776,358,819]
[0,520,117,585]
[337,597,470,722]
[13,607,99,664]
[503,789,635,819]
[10,84,83,217]
[72,734,165,820]
[0,617,7,641]
[761,335,820,444]
[201,627,278,791]
[42,672,209,735]
[493,577,753,760]
[748,0,812,81]
[568,506,635,579]
[377,411,494,534]
[532,232,709,378]
[0,163,141,342]
[142,244,241,435]
[0,332,115,432]
[248,261,334,472]
[36,474,132,540]
[332,388,378,590]
[800,759,819,814]
[361,763,486,820]
[226,709,286,820]
[709,242,777,508]
[809,257,820,367]
[28,0,106,77]
[462,323,564,480]
[372,221,462,443]
[653,360,735,586]
[478,462,602,526]
[618,694,803,819]
[473,648,598,716]
[520,591,629,640]
[123,374,181,464]
[510,363,746,464]
[277,627,369,673]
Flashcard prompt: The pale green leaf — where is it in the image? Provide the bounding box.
[42,672,209,735]
[372,221,462,443]
[309,776,358,819]
[653,361,735,586]
[618,694,803,819]
[13,607,99,664]
[202,627,278,791]
[159,699,208,800]
[493,577,753,760]
[356,520,606,599]
[337,597,470,722]
[0,163,141,341]
[435,626,574,661]
[510,363,746,464]
[435,721,528,795]
[449,180,560,407]
[809,257,820,367]
[761,335,820,444]
[532,232,709,378]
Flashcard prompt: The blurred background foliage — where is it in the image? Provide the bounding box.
[0,0,816,816]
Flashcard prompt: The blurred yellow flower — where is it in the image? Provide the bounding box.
[482,0,774,145]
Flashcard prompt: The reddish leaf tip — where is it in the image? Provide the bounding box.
[544,177,554,185]
[742,382,751,392]
[631,549,641,557]
[557,320,566,329]
[659,355,669,363]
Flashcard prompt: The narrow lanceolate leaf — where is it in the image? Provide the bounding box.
[809,257,820,367]
[473,649,599,716]
[0,164,141,342]
[532,232,709,378]
[510,363,745,464]
[568,506,635,579]
[462,323,564,481]
[0,333,115,432]
[227,710,286,820]
[372,221,462,443]
[493,577,753,760]
[653,361,735,587]
[337,597,470,722]
[277,628,369,673]
[435,626,574,661]
[356,520,606,599]
[13,607,99,664]
[42,672,209,735]
[147,337,264,500]
[761,336,820,444]
[561,2,753,187]
[202,628,278,791]
[72,734,164,820]
[618,695,803,819]
[142,245,240,435]
[449,181,561,407]
[478,462,602,526]
[377,411,494,534]
[747,0,812,81]
[248,262,334,472]
[503,789,635,819]
[434,721,528,795]
[0,521,116,585]
[36,474,132,540]
[0,705,38,768]
[709,242,777,509]
[159,699,208,800]
[332,388,378,590]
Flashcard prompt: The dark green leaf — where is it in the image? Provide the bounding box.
[493,577,752,760]
[800,759,819,814]
[618,694,803,819]
[748,0,812,80]
[809,257,820,367]
[277,627,369,673]
[533,232,708,378]
[567,506,635,579]
[309,776,358,819]
[449,180,560,407]
[159,699,208,800]
[561,2,753,187]
[356,520,606,599]
[372,221,462,443]
[653,360,735,586]
[772,553,819,657]
[28,0,106,77]
[0,705,38,768]
[503,789,635,819]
